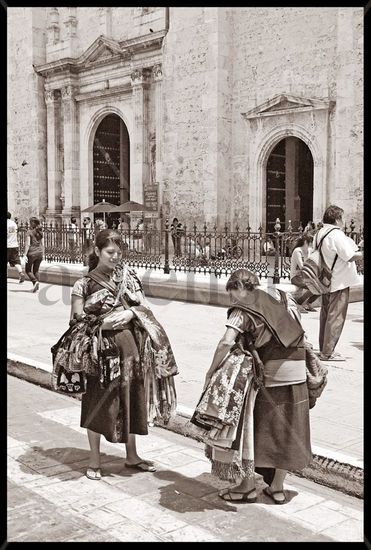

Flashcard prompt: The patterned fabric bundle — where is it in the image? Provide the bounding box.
[190,346,259,481]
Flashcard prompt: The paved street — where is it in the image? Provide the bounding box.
[7,277,363,462]
[7,376,363,542]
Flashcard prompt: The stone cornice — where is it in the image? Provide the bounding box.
[242,94,335,120]
[74,83,132,102]
[34,30,167,78]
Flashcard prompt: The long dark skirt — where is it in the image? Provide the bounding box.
[254,382,312,474]
[80,328,148,443]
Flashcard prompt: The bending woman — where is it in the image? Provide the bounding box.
[192,269,313,504]
[70,229,177,480]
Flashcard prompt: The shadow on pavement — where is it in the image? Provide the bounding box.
[154,469,238,513]
[16,446,136,480]
[9,288,34,293]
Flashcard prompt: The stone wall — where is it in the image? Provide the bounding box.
[230,7,363,228]
[7,7,363,229]
[7,7,47,221]
[162,8,221,226]
[162,7,363,229]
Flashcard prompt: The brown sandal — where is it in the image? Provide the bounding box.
[219,487,257,503]
[263,486,287,504]
[125,461,156,472]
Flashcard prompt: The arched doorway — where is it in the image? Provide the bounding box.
[265,137,313,232]
[93,114,130,227]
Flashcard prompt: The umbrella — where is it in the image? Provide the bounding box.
[108,200,150,213]
[81,199,115,224]
[108,201,151,230]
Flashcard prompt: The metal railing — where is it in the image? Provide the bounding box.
[16,218,363,280]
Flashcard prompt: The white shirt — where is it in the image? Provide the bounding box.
[314,224,361,292]
[7,219,18,248]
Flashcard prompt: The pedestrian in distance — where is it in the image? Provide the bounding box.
[23,217,44,292]
[170,217,183,256]
[290,233,317,313]
[67,217,78,262]
[315,205,362,362]
[69,229,178,480]
[191,269,321,505]
[82,217,94,267]
[7,211,25,283]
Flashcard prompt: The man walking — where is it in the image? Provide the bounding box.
[316,205,362,361]
[7,211,25,283]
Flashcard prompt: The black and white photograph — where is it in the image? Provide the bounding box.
[7,5,364,543]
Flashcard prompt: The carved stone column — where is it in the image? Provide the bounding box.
[61,84,79,220]
[153,64,163,184]
[44,89,61,218]
[47,7,60,45]
[130,68,151,203]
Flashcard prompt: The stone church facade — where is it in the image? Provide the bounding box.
[8,7,363,231]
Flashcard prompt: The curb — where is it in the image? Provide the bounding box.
[7,355,363,499]
[7,264,363,306]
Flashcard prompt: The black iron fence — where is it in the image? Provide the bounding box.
[16,219,363,281]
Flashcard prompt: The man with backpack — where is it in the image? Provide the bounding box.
[315,205,362,361]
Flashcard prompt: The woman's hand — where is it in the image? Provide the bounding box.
[23,255,28,264]
[110,310,134,330]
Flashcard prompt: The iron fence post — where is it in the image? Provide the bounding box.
[164,218,170,274]
[273,218,281,284]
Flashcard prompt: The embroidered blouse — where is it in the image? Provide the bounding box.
[225,288,306,386]
[71,265,143,315]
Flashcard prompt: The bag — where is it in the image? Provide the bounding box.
[55,368,86,394]
[98,328,121,388]
[305,343,328,408]
[51,324,88,394]
[298,228,340,295]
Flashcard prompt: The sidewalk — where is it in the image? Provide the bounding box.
[7,278,363,495]
[7,376,363,542]
[7,260,364,307]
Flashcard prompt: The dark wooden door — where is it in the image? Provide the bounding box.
[93,115,130,227]
[266,140,286,232]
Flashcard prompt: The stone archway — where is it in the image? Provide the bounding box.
[79,106,133,215]
[250,123,325,231]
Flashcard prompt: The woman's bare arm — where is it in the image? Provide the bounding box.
[203,327,239,389]
[23,234,30,258]
[70,295,84,321]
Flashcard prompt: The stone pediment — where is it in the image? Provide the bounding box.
[34,30,167,77]
[78,36,125,67]
[242,94,334,119]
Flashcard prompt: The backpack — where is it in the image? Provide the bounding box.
[298,228,340,295]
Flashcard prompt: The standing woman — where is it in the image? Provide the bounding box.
[192,269,314,504]
[23,217,44,292]
[69,229,177,480]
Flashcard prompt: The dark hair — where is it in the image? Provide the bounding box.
[172,217,178,223]
[29,217,43,241]
[294,233,313,248]
[226,269,260,292]
[7,211,11,219]
[323,205,344,225]
[88,229,122,272]
[71,217,77,224]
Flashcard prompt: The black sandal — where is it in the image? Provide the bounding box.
[218,487,257,503]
